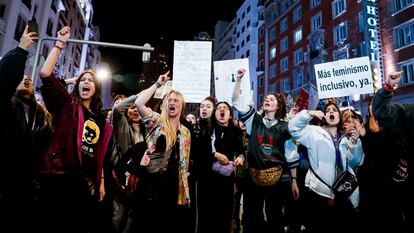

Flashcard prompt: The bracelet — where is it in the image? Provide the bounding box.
[384,84,395,92]
[155,81,161,88]
[55,40,66,50]
[56,39,66,45]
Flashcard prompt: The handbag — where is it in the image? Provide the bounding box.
[250,165,283,187]
[309,129,359,199]
[145,149,172,173]
[309,164,358,199]
[332,170,358,198]
[212,161,234,176]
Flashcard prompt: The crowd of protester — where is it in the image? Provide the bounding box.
[0,26,412,233]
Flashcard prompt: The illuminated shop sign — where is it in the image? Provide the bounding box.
[364,0,381,63]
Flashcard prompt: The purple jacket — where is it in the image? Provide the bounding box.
[40,74,112,183]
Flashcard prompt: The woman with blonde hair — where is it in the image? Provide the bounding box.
[132,71,192,233]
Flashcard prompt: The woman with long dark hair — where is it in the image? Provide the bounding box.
[38,26,112,233]
[288,102,364,233]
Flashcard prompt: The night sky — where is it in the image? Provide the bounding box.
[93,0,243,75]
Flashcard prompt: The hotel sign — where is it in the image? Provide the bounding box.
[364,0,381,62]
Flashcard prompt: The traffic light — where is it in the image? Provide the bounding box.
[372,67,380,93]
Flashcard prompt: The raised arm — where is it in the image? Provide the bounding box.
[231,69,250,114]
[39,26,72,114]
[0,25,35,103]
[40,26,70,78]
[135,71,170,118]
[373,71,412,135]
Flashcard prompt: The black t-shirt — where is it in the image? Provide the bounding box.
[81,106,104,179]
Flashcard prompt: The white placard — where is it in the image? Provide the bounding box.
[213,58,251,106]
[172,41,212,103]
[314,56,373,99]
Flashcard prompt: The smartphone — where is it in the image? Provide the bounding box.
[28,20,38,42]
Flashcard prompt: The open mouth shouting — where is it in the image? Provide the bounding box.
[23,79,31,88]
[82,86,91,95]
[169,105,176,114]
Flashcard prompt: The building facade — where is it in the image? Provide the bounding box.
[256,0,385,114]
[235,0,260,108]
[0,0,100,88]
[379,0,414,103]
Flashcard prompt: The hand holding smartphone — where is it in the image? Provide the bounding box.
[28,19,38,42]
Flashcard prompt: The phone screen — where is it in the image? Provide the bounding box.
[28,20,38,42]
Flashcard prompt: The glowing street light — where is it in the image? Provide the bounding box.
[97,66,110,81]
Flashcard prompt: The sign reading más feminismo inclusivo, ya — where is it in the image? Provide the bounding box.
[314,56,373,99]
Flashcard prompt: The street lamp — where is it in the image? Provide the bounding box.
[97,66,110,81]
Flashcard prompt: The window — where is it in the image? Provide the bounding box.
[395,22,414,48]
[22,0,31,10]
[260,27,264,37]
[280,0,289,12]
[359,11,364,32]
[280,36,289,53]
[280,17,288,33]
[294,48,303,65]
[247,20,251,28]
[280,57,289,72]
[237,18,240,25]
[260,43,265,53]
[294,27,302,43]
[269,64,277,78]
[269,27,276,41]
[294,70,304,87]
[242,12,245,19]
[51,0,58,12]
[247,5,251,13]
[0,4,5,19]
[311,12,322,32]
[360,42,367,56]
[332,0,346,18]
[280,78,290,93]
[246,34,250,42]
[241,40,245,47]
[334,51,348,60]
[47,19,53,36]
[270,46,276,59]
[14,15,25,41]
[33,5,38,20]
[269,83,276,93]
[293,6,302,23]
[333,21,348,44]
[242,26,245,33]
[246,50,250,57]
[259,76,264,87]
[237,32,240,38]
[400,61,414,84]
[258,60,264,71]
[258,94,264,104]
[236,45,240,52]
[311,0,321,8]
[393,0,414,12]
